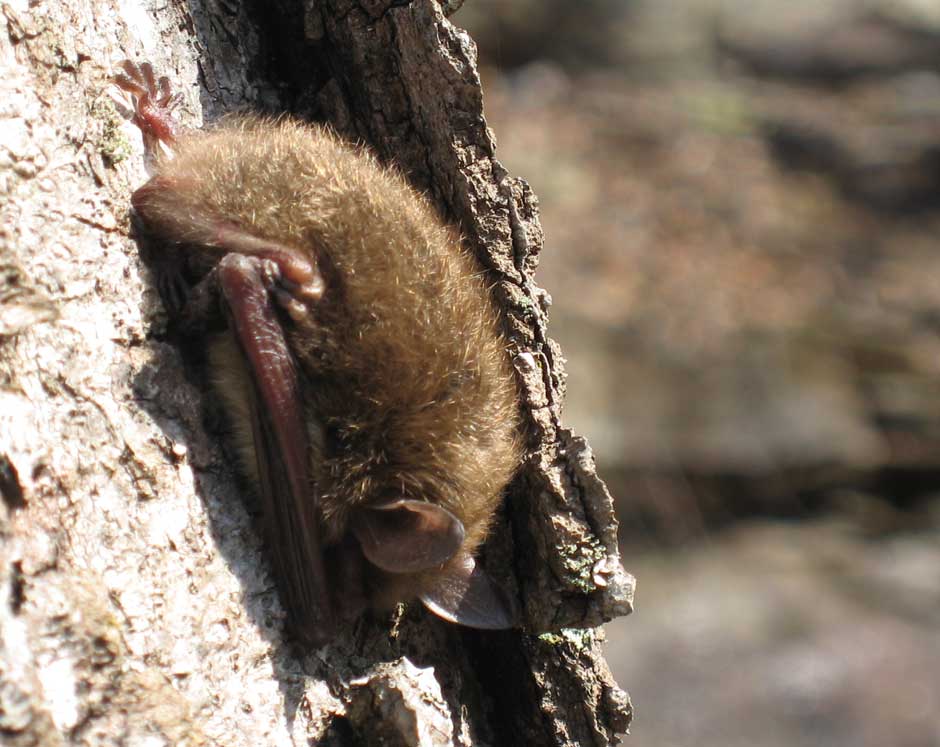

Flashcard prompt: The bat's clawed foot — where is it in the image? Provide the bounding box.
[259,259,317,322]
[208,223,325,310]
[114,60,180,110]
[267,254,325,305]
[112,59,181,148]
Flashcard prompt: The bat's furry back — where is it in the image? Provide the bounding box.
[142,116,521,604]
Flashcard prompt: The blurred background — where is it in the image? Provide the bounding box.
[459,1,940,745]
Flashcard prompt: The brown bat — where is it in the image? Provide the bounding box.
[113,60,522,645]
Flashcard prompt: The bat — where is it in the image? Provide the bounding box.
[113,60,522,645]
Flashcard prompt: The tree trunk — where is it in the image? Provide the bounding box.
[0,1,634,744]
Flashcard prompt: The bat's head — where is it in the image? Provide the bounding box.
[308,355,522,633]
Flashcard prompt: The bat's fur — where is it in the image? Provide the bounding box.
[137,116,522,610]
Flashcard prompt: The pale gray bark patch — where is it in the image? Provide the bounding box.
[0,0,633,744]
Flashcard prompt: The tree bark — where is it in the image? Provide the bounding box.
[0,1,634,744]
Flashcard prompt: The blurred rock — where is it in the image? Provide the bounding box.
[457,0,634,70]
[718,13,940,84]
[605,518,940,747]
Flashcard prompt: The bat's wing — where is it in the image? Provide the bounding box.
[217,253,334,645]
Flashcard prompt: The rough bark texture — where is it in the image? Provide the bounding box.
[0,0,634,744]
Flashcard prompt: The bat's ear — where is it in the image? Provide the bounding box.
[419,554,515,630]
[351,499,465,573]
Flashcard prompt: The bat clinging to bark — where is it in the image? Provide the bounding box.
[114,61,522,645]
